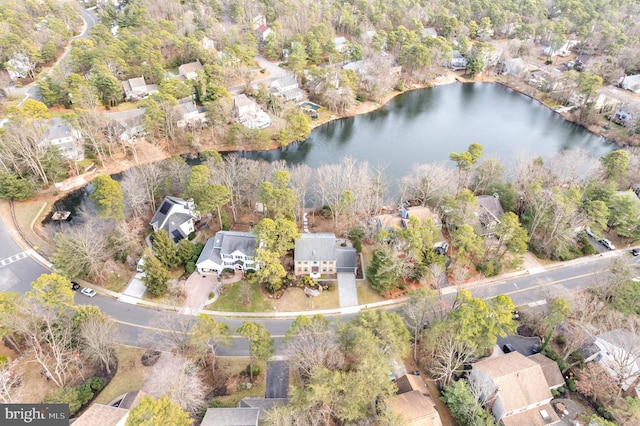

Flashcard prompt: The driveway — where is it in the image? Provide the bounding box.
[497,335,541,356]
[265,360,289,399]
[337,273,358,308]
[122,272,147,298]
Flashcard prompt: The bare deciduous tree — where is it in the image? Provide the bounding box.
[80,313,118,374]
[145,355,207,415]
[0,360,23,403]
[399,162,457,207]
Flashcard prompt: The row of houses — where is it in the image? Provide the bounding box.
[149,196,358,277]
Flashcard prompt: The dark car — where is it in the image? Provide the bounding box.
[531,344,540,354]
[512,311,521,321]
[632,248,640,257]
[503,343,515,354]
[71,281,80,291]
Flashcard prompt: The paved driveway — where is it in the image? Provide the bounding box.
[337,273,358,308]
[265,360,289,398]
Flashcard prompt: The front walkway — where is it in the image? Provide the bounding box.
[337,273,358,308]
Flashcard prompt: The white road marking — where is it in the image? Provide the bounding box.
[0,252,28,269]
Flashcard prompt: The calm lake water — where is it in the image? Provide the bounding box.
[240,82,612,179]
[46,82,613,223]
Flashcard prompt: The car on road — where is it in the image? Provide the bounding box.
[632,248,640,257]
[586,227,595,238]
[71,281,80,291]
[80,288,96,297]
[599,238,615,250]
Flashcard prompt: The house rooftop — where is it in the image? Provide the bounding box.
[528,354,565,389]
[395,374,430,396]
[472,351,552,413]
[597,329,640,349]
[179,60,204,75]
[234,94,255,107]
[128,76,146,89]
[200,407,260,426]
[72,404,129,426]
[295,233,336,261]
[44,118,75,141]
[384,390,441,426]
[501,403,561,426]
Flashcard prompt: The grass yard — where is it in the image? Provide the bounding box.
[12,200,56,255]
[210,280,274,312]
[356,280,386,305]
[93,346,152,405]
[212,358,267,407]
[271,286,340,311]
[102,267,130,293]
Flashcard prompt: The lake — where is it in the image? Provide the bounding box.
[46,82,613,223]
[239,82,612,180]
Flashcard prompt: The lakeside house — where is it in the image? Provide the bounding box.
[233,94,271,129]
[294,233,357,279]
[149,196,199,243]
[619,74,640,94]
[196,231,258,275]
[176,97,207,128]
[475,194,505,236]
[270,75,303,102]
[104,109,146,142]
[41,118,84,161]
[449,50,467,71]
[469,352,562,425]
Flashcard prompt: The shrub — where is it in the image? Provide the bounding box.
[555,334,567,346]
[185,261,196,274]
[395,81,405,91]
[141,349,161,366]
[567,378,577,392]
[87,377,104,392]
[208,399,224,408]
[45,388,82,415]
[355,93,365,102]
[477,259,501,277]
[0,355,8,367]
[188,232,196,241]
[220,210,232,231]
[246,365,261,377]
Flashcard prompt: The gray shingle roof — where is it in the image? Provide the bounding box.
[201,408,260,426]
[197,231,257,268]
[295,233,336,262]
[336,246,357,269]
[149,196,194,242]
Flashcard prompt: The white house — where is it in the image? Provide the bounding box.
[196,231,258,274]
[270,75,303,102]
[334,37,347,53]
[41,119,84,161]
[594,329,640,395]
[619,74,640,94]
[176,97,207,128]
[469,352,561,426]
[104,109,146,142]
[121,76,157,100]
[256,25,271,42]
[233,94,271,129]
[501,58,527,77]
[6,53,31,80]
[178,60,204,80]
[449,50,467,71]
[149,196,199,243]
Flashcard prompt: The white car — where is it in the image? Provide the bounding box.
[599,238,615,250]
[80,288,97,297]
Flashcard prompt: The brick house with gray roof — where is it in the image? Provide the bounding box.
[294,233,356,279]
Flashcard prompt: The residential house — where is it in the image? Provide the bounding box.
[270,75,303,102]
[72,390,147,426]
[619,75,640,94]
[233,94,271,129]
[178,60,204,80]
[6,53,31,80]
[196,231,258,274]
[449,50,467,71]
[422,28,438,38]
[201,36,216,50]
[121,76,157,100]
[251,15,267,30]
[610,104,640,126]
[256,25,272,42]
[334,36,348,53]
[41,118,84,161]
[501,58,527,77]
[294,233,357,278]
[384,374,443,426]
[541,40,577,58]
[529,354,565,390]
[475,194,505,236]
[201,397,286,426]
[469,351,562,426]
[176,97,207,128]
[149,196,199,243]
[104,109,146,142]
[593,329,640,395]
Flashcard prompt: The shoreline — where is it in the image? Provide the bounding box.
[36,71,630,213]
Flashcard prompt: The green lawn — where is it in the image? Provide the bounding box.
[210,280,274,312]
[93,346,151,405]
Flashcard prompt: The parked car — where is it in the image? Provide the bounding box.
[632,248,640,257]
[80,288,96,297]
[503,343,515,353]
[599,238,615,250]
[512,311,521,321]
[71,281,80,291]
[586,227,595,238]
[531,344,540,354]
